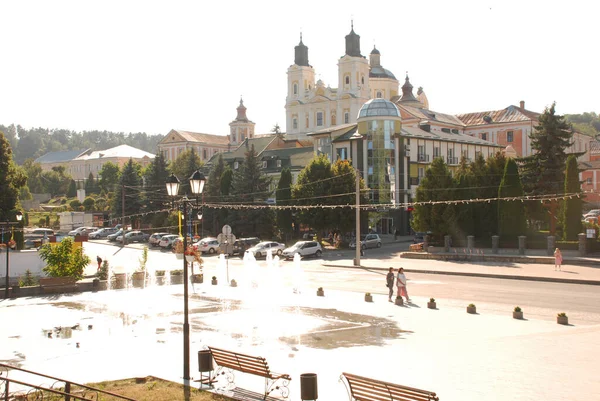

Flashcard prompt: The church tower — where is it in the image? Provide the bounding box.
[229,98,255,146]
[337,22,370,125]
[286,34,315,134]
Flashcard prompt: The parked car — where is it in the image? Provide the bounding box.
[118,230,150,243]
[107,229,125,242]
[232,237,261,255]
[159,234,179,249]
[194,237,220,254]
[583,210,600,220]
[349,234,382,249]
[68,227,95,237]
[246,241,285,258]
[88,227,118,239]
[413,232,426,243]
[282,241,323,260]
[31,228,55,237]
[149,232,171,247]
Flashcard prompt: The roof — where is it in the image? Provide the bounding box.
[589,141,600,153]
[167,129,230,145]
[35,149,89,164]
[401,126,503,147]
[398,104,466,127]
[74,144,155,161]
[218,136,278,161]
[358,98,401,119]
[456,105,540,126]
[369,66,397,80]
[579,160,600,170]
[261,147,315,169]
[307,123,357,136]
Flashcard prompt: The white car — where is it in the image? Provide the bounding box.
[149,232,171,246]
[88,227,118,239]
[350,234,382,249]
[194,237,219,254]
[246,241,285,258]
[68,227,95,237]
[282,241,323,260]
[159,234,179,249]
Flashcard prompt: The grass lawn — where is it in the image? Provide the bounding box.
[85,376,229,401]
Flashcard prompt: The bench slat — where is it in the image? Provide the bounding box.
[209,347,271,378]
[343,373,438,401]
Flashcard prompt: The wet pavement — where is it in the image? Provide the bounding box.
[2,271,600,401]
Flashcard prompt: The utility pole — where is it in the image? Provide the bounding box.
[122,184,126,245]
[355,169,361,267]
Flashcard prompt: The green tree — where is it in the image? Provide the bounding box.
[203,154,226,235]
[22,158,45,193]
[329,159,367,234]
[67,179,77,198]
[41,166,71,196]
[562,155,582,240]
[112,159,144,227]
[481,152,507,237]
[412,157,455,241]
[170,149,203,194]
[453,158,474,238]
[0,132,27,221]
[498,158,527,239]
[85,172,98,195]
[520,103,572,234]
[82,196,96,211]
[142,152,170,227]
[39,236,90,280]
[276,168,293,238]
[229,145,274,238]
[98,162,121,193]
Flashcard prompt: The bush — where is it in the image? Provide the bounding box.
[514,306,522,312]
[19,269,37,287]
[557,312,567,317]
[430,297,435,303]
[468,303,476,308]
[39,237,90,280]
[69,199,82,209]
[97,260,109,280]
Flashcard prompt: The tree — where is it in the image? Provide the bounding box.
[0,131,27,221]
[85,172,98,195]
[67,179,77,198]
[276,168,293,238]
[411,157,455,241]
[42,166,71,196]
[497,158,527,239]
[203,154,226,235]
[82,196,96,211]
[39,236,90,280]
[229,145,274,238]
[170,149,203,194]
[98,162,121,193]
[143,152,170,226]
[22,159,45,193]
[520,103,572,234]
[562,155,582,240]
[271,124,282,134]
[329,159,367,234]
[112,159,144,227]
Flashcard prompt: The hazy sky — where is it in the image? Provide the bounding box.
[1,0,597,137]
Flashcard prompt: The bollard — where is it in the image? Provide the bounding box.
[518,236,526,256]
[578,233,586,256]
[444,235,451,253]
[492,235,499,254]
[547,236,555,256]
[300,373,318,400]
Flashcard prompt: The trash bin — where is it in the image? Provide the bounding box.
[300,373,318,400]
[198,350,213,372]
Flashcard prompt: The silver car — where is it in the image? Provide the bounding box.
[350,234,382,249]
[247,241,285,258]
[282,241,323,260]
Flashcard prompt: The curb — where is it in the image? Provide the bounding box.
[322,263,600,286]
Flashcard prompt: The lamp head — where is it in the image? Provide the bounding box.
[189,170,206,195]
[15,211,23,221]
[166,174,181,197]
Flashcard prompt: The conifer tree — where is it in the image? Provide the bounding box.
[498,158,527,239]
[143,152,170,226]
[562,155,582,240]
[66,179,77,198]
[276,168,293,239]
[203,154,226,235]
[112,159,143,227]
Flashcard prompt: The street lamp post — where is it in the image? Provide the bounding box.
[166,171,205,387]
[4,211,23,299]
[350,132,363,267]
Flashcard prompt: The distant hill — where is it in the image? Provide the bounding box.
[564,112,600,138]
[0,124,164,165]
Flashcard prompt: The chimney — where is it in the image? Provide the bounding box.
[519,100,525,109]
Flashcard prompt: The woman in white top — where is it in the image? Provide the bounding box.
[396,267,410,302]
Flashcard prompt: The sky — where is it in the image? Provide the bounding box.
[1,0,598,138]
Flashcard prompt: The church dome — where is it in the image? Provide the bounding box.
[369,66,396,79]
[358,98,400,119]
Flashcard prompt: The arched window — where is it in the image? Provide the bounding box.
[293,83,298,95]
[361,76,365,85]
[344,112,349,124]
[331,114,337,125]
[345,76,350,85]
[293,118,298,129]
[376,91,382,98]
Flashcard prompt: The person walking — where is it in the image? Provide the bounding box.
[386,267,395,302]
[396,267,410,303]
[97,255,103,271]
[554,248,563,271]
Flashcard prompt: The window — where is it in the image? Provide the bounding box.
[316,111,323,126]
[433,147,440,158]
[306,116,309,128]
[507,131,514,142]
[293,118,298,130]
[276,160,282,168]
[234,161,239,170]
[418,167,424,178]
[344,112,349,124]
[336,147,348,160]
[361,76,364,85]
[376,91,382,98]
[481,133,487,141]
[203,149,208,159]
[345,75,350,85]
[475,150,482,159]
[317,136,332,161]
[262,161,267,168]
[331,114,336,125]
[462,149,468,160]
[587,178,592,185]
[293,83,298,95]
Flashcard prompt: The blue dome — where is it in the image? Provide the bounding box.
[358,98,400,119]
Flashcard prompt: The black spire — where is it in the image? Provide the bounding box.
[294,33,309,67]
[345,21,362,57]
[399,74,419,103]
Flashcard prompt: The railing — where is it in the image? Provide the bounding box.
[447,157,459,165]
[0,363,137,401]
[417,154,430,162]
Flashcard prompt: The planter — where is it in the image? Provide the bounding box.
[364,294,373,303]
[513,311,523,320]
[170,274,184,285]
[467,306,476,314]
[230,280,238,287]
[131,271,146,288]
[395,297,403,306]
[113,273,127,289]
[557,316,569,325]
[427,301,436,309]
[185,254,195,263]
[211,279,218,285]
[190,274,203,284]
[316,289,324,297]
[175,253,183,260]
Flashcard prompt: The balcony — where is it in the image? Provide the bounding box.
[447,157,459,165]
[417,154,430,162]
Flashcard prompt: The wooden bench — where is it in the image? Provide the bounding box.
[409,243,424,252]
[39,277,78,294]
[341,372,439,401]
[207,346,291,400]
